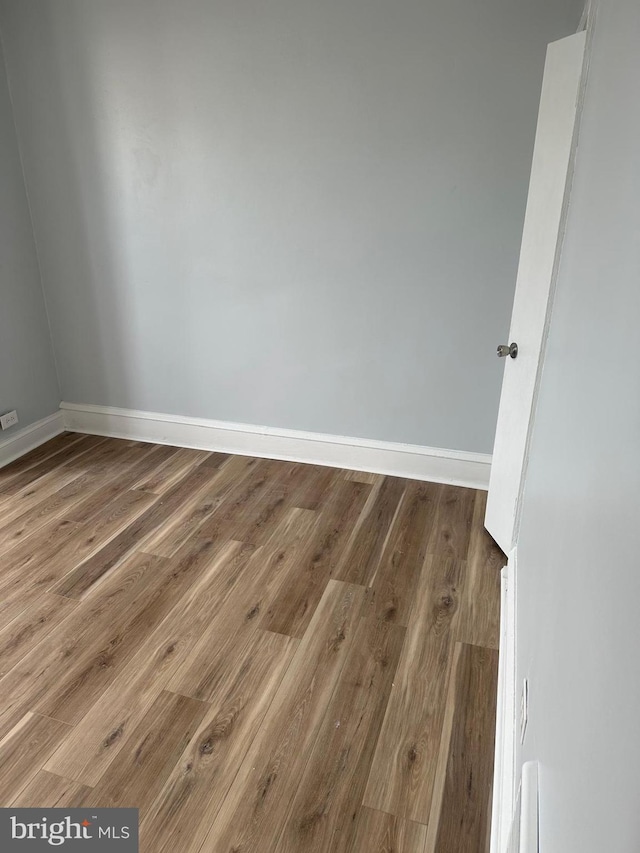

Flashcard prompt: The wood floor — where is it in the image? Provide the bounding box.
[0,433,502,852]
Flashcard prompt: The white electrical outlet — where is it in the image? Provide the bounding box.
[0,410,19,430]
[520,678,529,744]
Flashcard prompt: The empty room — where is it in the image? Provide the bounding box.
[2,0,638,851]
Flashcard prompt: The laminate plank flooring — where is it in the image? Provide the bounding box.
[335,476,406,586]
[140,631,297,853]
[0,432,502,852]
[0,435,107,495]
[425,643,499,852]
[11,770,92,808]
[361,481,441,626]
[0,442,168,549]
[199,579,366,853]
[274,615,406,853]
[363,555,465,824]
[259,479,370,638]
[0,489,157,627]
[0,712,72,806]
[54,464,227,598]
[0,591,79,678]
[0,431,85,492]
[349,808,428,853]
[86,691,211,812]
[456,492,502,649]
[44,540,261,786]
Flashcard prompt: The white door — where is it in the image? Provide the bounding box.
[485,31,586,553]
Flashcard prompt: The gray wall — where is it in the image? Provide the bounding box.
[515,0,640,848]
[0,38,59,433]
[0,0,582,452]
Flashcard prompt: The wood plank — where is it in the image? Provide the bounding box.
[11,770,92,808]
[0,435,107,495]
[0,551,169,740]
[425,642,498,853]
[0,592,79,678]
[223,482,290,546]
[0,443,159,550]
[143,455,258,557]
[36,537,241,725]
[145,455,331,559]
[361,481,440,626]
[427,484,475,559]
[274,616,405,853]
[363,555,465,823]
[342,470,384,486]
[0,489,157,625]
[0,437,144,522]
[195,457,299,546]
[0,540,237,739]
[0,712,72,806]
[0,516,81,585]
[65,444,179,524]
[68,437,156,477]
[348,807,427,853]
[168,508,318,701]
[54,464,222,598]
[457,491,504,649]
[199,451,232,468]
[259,479,371,638]
[0,432,83,481]
[85,691,210,812]
[131,447,213,494]
[1,487,155,580]
[0,466,86,527]
[334,476,406,586]
[141,630,297,853]
[199,580,366,852]
[44,540,258,785]
[0,473,110,552]
[279,461,343,511]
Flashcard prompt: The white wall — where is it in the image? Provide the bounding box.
[515,0,640,848]
[0,0,582,453]
[0,38,59,433]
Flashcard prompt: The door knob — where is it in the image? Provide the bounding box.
[497,342,518,359]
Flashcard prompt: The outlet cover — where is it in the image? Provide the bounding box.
[0,410,18,430]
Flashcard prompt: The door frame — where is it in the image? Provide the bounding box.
[490,551,518,853]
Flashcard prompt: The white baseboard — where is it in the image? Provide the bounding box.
[60,402,491,489]
[0,412,65,469]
